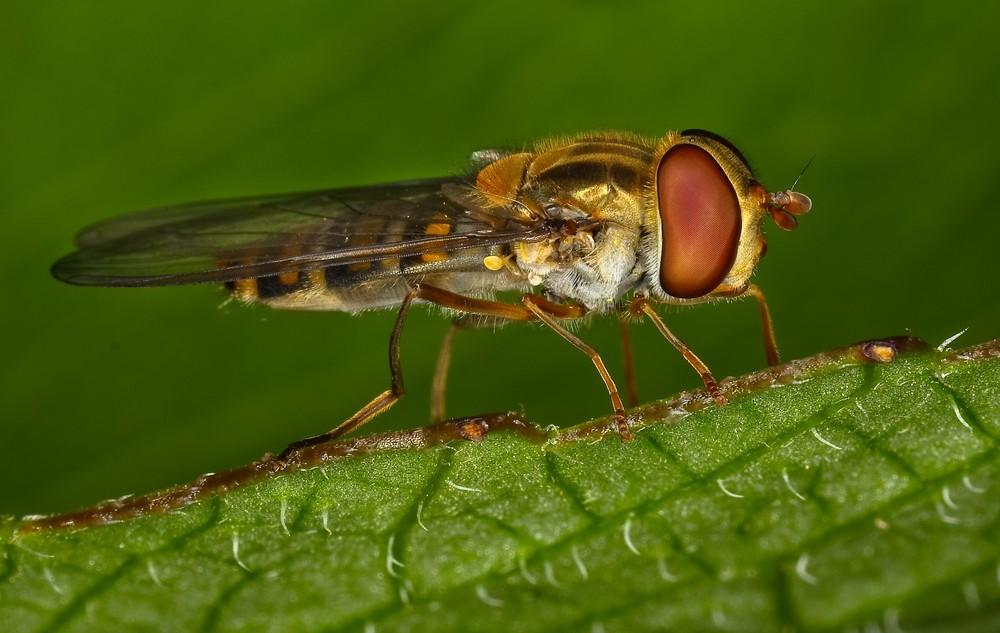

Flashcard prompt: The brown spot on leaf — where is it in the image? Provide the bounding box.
[862,341,899,363]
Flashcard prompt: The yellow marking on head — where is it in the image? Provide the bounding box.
[279,271,299,286]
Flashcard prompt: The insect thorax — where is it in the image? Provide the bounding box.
[502,136,654,311]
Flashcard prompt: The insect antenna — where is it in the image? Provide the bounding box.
[759,155,813,231]
[789,155,814,192]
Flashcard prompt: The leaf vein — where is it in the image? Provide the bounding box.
[543,451,600,522]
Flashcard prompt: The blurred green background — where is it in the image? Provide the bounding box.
[2,1,998,516]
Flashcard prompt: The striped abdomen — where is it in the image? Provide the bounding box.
[223,216,523,312]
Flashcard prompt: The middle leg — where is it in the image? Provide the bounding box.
[523,295,633,440]
[618,315,639,408]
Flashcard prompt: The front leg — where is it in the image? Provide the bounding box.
[744,284,780,366]
[710,282,781,366]
[631,295,726,405]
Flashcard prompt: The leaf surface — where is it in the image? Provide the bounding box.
[2,338,999,632]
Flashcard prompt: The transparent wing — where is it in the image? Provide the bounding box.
[52,176,543,286]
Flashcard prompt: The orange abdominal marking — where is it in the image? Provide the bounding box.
[279,271,299,286]
[425,222,451,236]
[421,220,452,262]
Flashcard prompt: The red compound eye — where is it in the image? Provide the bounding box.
[656,144,742,298]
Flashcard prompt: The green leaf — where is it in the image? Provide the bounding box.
[3,338,999,632]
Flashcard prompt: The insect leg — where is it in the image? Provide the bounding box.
[278,287,417,459]
[523,295,633,441]
[744,284,780,366]
[415,285,589,423]
[430,307,534,423]
[409,285,629,437]
[618,315,639,408]
[409,283,588,322]
[430,321,459,423]
[412,283,588,320]
[632,296,726,405]
[282,284,591,457]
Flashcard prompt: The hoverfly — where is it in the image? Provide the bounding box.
[52,130,810,455]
